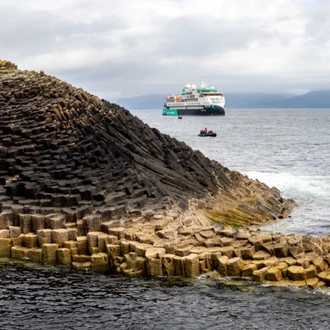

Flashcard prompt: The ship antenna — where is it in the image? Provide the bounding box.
[200,77,208,88]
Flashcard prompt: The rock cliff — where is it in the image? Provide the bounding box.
[0,60,295,226]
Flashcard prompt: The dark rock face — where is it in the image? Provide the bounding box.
[0,60,295,224]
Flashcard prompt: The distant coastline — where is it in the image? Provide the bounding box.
[116,90,330,109]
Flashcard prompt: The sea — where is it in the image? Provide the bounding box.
[1,108,330,330]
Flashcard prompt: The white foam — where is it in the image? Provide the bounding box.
[244,171,330,236]
[244,171,330,201]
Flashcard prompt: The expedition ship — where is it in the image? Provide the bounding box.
[162,78,225,116]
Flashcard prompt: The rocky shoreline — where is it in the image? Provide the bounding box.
[2,60,329,288]
[2,207,330,289]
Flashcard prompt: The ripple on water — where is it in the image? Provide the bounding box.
[2,262,330,329]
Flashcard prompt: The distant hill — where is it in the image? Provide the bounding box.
[117,94,165,110]
[117,91,330,109]
[275,91,330,108]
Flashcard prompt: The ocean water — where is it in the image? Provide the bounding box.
[1,108,330,329]
[2,260,330,330]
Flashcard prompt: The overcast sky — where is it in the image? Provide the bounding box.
[1,0,330,101]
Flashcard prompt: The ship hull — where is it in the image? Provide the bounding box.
[162,105,225,116]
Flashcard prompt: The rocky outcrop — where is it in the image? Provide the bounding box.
[0,60,295,224]
[0,60,312,286]
[2,218,330,288]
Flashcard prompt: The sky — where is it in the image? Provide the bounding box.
[1,0,330,101]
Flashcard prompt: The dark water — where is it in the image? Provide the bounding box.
[2,109,330,329]
[1,261,330,330]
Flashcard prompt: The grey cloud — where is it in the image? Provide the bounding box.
[0,4,126,57]
[149,16,277,59]
[2,1,330,99]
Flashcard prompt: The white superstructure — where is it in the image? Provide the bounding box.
[162,78,225,116]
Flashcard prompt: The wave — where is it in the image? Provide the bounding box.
[244,171,330,236]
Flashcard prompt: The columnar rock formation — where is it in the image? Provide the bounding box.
[3,60,328,288]
[0,60,295,222]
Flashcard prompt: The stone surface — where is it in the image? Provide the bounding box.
[22,233,38,248]
[184,254,200,276]
[266,267,283,281]
[227,257,243,277]
[42,243,59,265]
[146,257,163,277]
[91,252,109,269]
[57,248,72,265]
[0,238,11,257]
[11,246,29,260]
[28,248,43,263]
[287,266,307,281]
[37,229,53,247]
[52,228,69,248]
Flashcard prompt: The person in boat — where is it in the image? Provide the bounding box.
[200,128,214,135]
[200,127,209,134]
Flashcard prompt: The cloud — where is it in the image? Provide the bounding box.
[1,0,330,100]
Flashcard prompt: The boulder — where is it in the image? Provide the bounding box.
[0,211,13,229]
[0,229,9,238]
[23,233,38,248]
[51,229,69,247]
[173,256,184,276]
[217,255,229,276]
[219,246,234,259]
[28,248,43,263]
[162,254,176,276]
[198,252,213,273]
[175,245,192,257]
[11,246,29,260]
[183,253,200,276]
[91,252,109,269]
[227,257,243,277]
[145,247,166,259]
[241,263,257,277]
[76,236,88,254]
[0,238,11,257]
[56,248,71,265]
[239,245,256,260]
[42,243,59,265]
[146,257,163,277]
[287,266,307,281]
[31,214,46,232]
[123,252,146,276]
[313,256,328,272]
[266,267,283,281]
[19,214,31,234]
[37,229,53,246]
[45,213,66,229]
[305,264,317,279]
[9,226,22,238]
[253,250,271,260]
[252,267,269,282]
[84,214,102,232]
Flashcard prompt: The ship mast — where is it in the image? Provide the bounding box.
[200,77,208,88]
